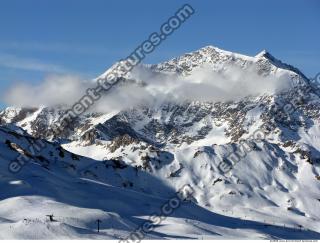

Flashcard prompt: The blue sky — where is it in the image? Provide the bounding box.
[0,0,319,107]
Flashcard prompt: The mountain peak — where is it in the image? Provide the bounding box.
[96,45,308,85]
[255,49,269,58]
[198,45,219,52]
[255,49,279,62]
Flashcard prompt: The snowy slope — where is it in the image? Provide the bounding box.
[1,125,320,240]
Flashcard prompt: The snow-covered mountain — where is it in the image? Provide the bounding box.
[1,46,320,240]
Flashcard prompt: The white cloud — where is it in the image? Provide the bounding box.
[125,63,291,102]
[0,41,126,56]
[0,53,68,73]
[3,75,89,107]
[2,62,292,111]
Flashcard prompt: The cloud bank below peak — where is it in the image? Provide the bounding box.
[2,62,292,112]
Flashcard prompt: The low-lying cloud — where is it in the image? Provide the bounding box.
[3,75,88,107]
[3,63,292,112]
